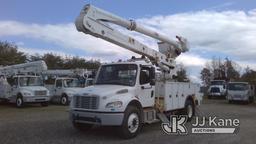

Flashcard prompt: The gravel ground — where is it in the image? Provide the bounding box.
[0,99,256,144]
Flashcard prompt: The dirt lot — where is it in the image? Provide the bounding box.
[0,99,256,144]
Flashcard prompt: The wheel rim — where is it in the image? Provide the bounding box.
[187,105,193,118]
[17,98,22,106]
[61,97,67,105]
[127,113,139,133]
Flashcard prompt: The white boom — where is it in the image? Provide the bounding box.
[75,4,188,71]
[0,61,47,77]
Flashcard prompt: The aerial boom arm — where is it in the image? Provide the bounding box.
[75,4,188,70]
[0,61,47,77]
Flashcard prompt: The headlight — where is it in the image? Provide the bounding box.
[106,101,123,108]
[23,92,32,96]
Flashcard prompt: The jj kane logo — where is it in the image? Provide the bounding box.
[162,115,240,135]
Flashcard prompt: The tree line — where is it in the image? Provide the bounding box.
[200,57,256,86]
[0,41,101,70]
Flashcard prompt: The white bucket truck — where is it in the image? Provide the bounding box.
[42,69,91,105]
[0,61,50,107]
[227,82,255,103]
[70,4,202,138]
[208,80,227,99]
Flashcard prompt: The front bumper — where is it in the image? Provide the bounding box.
[70,109,124,126]
[23,96,50,103]
[209,93,222,96]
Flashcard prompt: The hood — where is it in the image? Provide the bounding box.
[77,84,133,97]
[63,87,84,93]
[228,90,248,95]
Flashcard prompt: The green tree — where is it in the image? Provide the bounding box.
[200,68,211,86]
[176,64,189,82]
[0,41,26,65]
[240,67,256,84]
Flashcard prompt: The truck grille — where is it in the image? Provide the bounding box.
[74,95,99,109]
[35,90,47,96]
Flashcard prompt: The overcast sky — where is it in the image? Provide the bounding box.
[0,0,256,82]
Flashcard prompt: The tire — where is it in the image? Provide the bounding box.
[228,100,233,104]
[41,101,49,107]
[16,95,24,108]
[72,122,93,131]
[118,106,142,139]
[185,100,195,122]
[60,95,68,105]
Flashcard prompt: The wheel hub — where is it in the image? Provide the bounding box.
[127,113,139,133]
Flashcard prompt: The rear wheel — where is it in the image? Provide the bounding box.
[118,106,142,139]
[185,100,195,121]
[16,95,24,108]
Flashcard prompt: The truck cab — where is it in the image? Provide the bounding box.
[45,77,84,105]
[208,80,227,99]
[0,75,50,107]
[227,82,255,103]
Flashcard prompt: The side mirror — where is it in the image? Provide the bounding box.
[150,67,155,86]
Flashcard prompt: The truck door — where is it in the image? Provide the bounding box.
[138,67,155,107]
[54,79,63,100]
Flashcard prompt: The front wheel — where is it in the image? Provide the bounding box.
[60,95,68,105]
[118,106,142,139]
[185,100,195,121]
[16,96,24,108]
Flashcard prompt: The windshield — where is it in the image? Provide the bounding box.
[63,79,81,88]
[211,80,225,85]
[96,64,137,86]
[19,77,43,87]
[228,83,248,91]
[210,87,220,93]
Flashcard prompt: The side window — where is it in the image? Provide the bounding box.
[7,77,18,86]
[140,67,150,85]
[56,80,62,88]
[14,78,18,86]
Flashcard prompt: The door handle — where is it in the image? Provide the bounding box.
[151,90,154,98]
[141,86,152,89]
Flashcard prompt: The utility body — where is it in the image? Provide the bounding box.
[70,4,202,139]
[0,61,50,107]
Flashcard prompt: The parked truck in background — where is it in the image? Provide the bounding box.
[208,80,227,99]
[227,82,255,104]
[70,4,202,139]
[0,61,50,107]
[43,69,94,105]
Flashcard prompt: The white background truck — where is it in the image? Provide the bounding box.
[0,61,50,107]
[42,69,94,105]
[45,77,84,105]
[208,80,227,99]
[70,4,202,139]
[227,82,255,103]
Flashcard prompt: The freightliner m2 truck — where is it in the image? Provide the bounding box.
[70,4,202,138]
